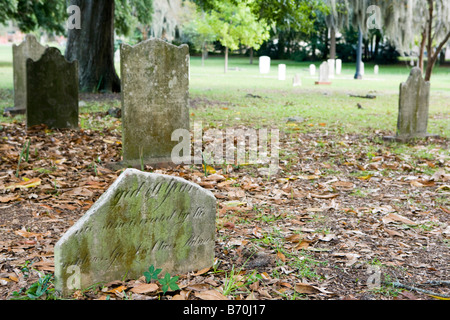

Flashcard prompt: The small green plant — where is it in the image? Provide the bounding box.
[159,273,180,295]
[12,274,57,300]
[16,139,31,177]
[144,265,162,283]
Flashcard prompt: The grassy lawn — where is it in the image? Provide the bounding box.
[0,44,449,138]
[188,55,450,138]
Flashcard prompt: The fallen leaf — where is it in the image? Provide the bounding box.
[294,283,321,294]
[294,240,311,250]
[382,213,417,225]
[0,194,19,203]
[277,251,286,262]
[6,178,41,191]
[193,267,211,276]
[194,289,229,300]
[130,283,159,294]
[440,206,450,214]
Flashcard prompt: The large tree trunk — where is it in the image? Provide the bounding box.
[329,26,336,60]
[224,46,228,73]
[65,0,121,93]
[354,28,363,79]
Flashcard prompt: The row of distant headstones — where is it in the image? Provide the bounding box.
[258,56,380,82]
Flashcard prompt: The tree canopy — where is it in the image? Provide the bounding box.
[1,0,154,37]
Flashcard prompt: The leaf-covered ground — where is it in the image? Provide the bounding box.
[0,94,449,301]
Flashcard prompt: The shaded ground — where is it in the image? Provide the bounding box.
[0,95,449,301]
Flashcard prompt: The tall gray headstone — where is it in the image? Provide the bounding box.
[315,61,331,85]
[396,67,431,140]
[26,47,79,129]
[11,35,47,115]
[120,38,190,167]
[54,169,216,296]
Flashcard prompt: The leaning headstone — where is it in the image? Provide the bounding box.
[26,47,79,129]
[395,67,432,140]
[278,64,286,80]
[10,35,47,115]
[309,64,316,76]
[315,62,331,85]
[292,74,302,87]
[327,59,335,79]
[335,59,342,75]
[120,38,190,167]
[54,169,216,296]
[259,56,271,74]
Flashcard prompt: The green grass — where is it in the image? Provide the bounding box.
[0,45,449,138]
[188,56,450,138]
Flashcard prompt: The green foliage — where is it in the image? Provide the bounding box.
[12,0,66,34]
[2,0,153,37]
[115,0,154,37]
[158,273,180,295]
[196,0,270,51]
[143,265,162,283]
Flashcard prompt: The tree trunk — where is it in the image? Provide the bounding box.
[65,0,121,93]
[425,31,450,81]
[224,46,228,73]
[418,30,427,71]
[329,27,336,60]
[354,28,363,80]
[249,47,254,65]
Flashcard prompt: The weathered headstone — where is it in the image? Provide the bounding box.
[54,169,216,296]
[374,65,379,75]
[395,67,432,140]
[309,64,316,76]
[278,64,286,80]
[292,74,302,87]
[335,59,342,75]
[327,59,335,79]
[360,62,365,76]
[10,35,47,115]
[315,62,331,85]
[120,38,190,167]
[26,47,79,129]
[259,56,271,74]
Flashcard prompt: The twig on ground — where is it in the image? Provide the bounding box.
[389,281,450,299]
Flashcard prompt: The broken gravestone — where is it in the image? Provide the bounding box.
[6,35,47,116]
[54,169,216,296]
[26,47,79,129]
[120,38,190,167]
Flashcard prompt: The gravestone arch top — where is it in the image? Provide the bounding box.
[54,169,216,296]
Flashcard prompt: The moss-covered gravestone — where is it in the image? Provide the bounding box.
[396,67,431,140]
[8,35,47,116]
[54,169,216,296]
[120,38,190,167]
[26,47,79,129]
